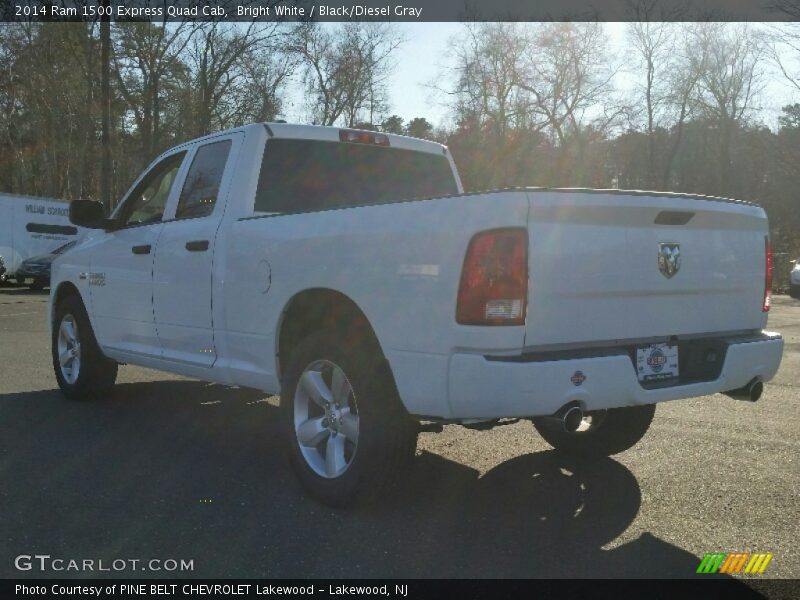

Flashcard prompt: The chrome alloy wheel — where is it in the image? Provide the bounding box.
[293,360,359,479]
[57,314,81,385]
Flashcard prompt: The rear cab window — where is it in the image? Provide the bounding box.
[254,138,458,214]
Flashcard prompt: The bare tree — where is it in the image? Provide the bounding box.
[689,23,764,193]
[180,22,295,137]
[763,22,800,97]
[290,23,403,127]
[445,22,529,136]
[627,20,673,187]
[520,23,619,145]
[113,20,200,162]
[518,23,621,184]
[660,23,708,189]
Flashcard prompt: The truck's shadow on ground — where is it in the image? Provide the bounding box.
[1,380,725,579]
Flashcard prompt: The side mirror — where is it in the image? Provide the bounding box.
[69,200,111,229]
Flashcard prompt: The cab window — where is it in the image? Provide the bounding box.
[119,152,186,227]
[175,140,232,220]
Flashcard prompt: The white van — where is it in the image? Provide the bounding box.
[0,193,85,282]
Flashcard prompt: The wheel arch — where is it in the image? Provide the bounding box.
[276,288,389,384]
[50,281,87,332]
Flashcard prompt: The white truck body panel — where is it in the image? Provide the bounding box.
[524,191,769,348]
[49,123,784,421]
[0,193,83,274]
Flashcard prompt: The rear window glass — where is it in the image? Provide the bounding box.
[254,138,458,213]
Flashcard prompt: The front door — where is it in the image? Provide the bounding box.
[88,151,187,357]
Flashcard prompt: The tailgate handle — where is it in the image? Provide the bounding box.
[185,240,209,252]
[131,244,151,255]
[655,211,695,225]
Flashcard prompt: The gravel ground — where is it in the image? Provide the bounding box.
[0,287,797,582]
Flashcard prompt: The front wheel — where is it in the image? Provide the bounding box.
[533,404,656,457]
[281,330,417,507]
[52,294,118,400]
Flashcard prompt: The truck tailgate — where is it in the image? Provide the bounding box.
[524,190,769,348]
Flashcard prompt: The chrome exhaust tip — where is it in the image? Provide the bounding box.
[723,378,763,402]
[538,404,584,433]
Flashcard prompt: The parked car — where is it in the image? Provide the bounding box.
[51,123,783,507]
[16,240,77,290]
[791,258,800,299]
[0,254,7,283]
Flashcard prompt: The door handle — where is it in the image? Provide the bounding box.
[185,240,209,252]
[131,244,151,255]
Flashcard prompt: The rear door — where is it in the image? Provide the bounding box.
[524,191,769,348]
[152,134,238,367]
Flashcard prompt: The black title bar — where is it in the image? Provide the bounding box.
[3,578,793,600]
[4,0,800,23]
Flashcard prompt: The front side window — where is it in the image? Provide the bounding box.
[175,140,232,220]
[119,152,186,227]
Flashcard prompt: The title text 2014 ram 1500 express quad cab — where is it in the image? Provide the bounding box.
[51,123,783,506]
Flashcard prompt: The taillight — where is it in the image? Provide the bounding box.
[456,228,528,325]
[763,236,773,312]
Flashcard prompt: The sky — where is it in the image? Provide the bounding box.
[279,22,800,131]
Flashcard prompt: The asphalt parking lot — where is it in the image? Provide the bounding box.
[0,286,798,583]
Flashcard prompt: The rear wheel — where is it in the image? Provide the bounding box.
[281,330,417,507]
[533,404,656,457]
[52,294,118,400]
[29,279,46,291]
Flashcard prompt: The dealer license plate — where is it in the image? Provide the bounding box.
[636,343,679,382]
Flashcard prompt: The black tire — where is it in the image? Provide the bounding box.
[533,404,656,457]
[29,279,46,291]
[15,275,26,285]
[52,294,118,400]
[281,329,417,508]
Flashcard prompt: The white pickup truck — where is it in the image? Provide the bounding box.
[51,123,783,506]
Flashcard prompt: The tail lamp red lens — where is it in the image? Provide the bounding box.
[456,228,528,326]
[763,236,773,312]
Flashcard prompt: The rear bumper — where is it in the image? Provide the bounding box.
[447,332,784,419]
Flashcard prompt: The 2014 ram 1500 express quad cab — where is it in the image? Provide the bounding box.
[51,123,784,506]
